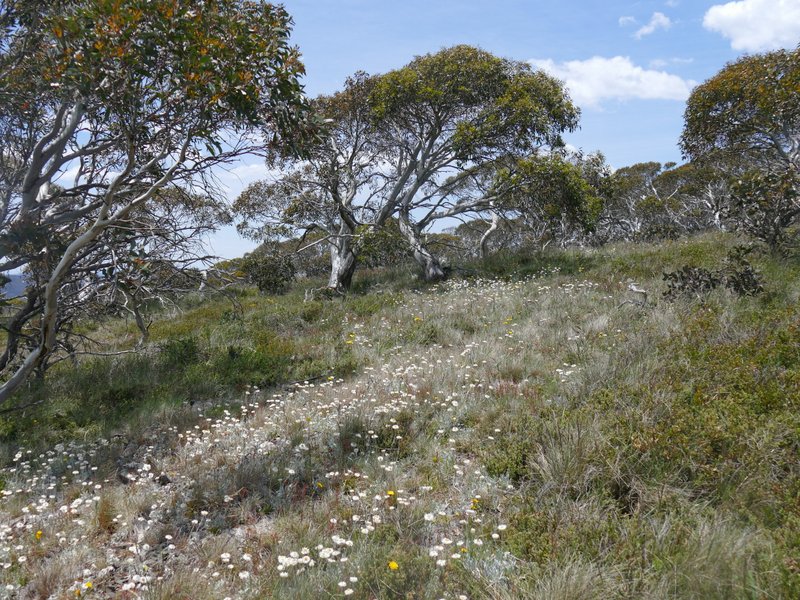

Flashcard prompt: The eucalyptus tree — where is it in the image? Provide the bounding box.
[235,72,384,292]
[427,150,606,256]
[681,47,800,174]
[2,186,224,373]
[495,151,607,249]
[0,0,311,404]
[681,47,800,250]
[370,45,580,280]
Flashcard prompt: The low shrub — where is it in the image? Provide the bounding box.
[663,246,764,301]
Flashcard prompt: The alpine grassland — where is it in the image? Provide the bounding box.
[0,231,798,599]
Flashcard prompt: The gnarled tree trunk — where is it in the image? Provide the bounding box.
[327,234,358,293]
[398,211,446,282]
[478,211,500,259]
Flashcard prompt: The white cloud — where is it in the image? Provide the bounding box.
[635,12,672,39]
[704,0,800,51]
[563,143,579,155]
[529,56,696,108]
[649,57,694,68]
[665,0,680,7]
[619,16,637,27]
[213,161,274,199]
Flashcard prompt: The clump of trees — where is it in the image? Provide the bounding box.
[235,45,585,291]
[582,45,800,251]
[237,45,800,293]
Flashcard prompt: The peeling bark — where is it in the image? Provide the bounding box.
[479,211,500,259]
[327,244,357,293]
[398,211,446,282]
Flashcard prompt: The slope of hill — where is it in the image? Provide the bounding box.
[0,233,798,598]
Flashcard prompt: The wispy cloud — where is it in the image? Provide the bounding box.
[529,56,696,109]
[618,16,637,27]
[704,0,800,51]
[635,12,672,39]
[213,161,275,199]
[649,57,694,69]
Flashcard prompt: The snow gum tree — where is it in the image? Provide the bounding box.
[370,45,580,280]
[681,47,800,250]
[490,151,606,249]
[234,73,384,293]
[0,0,312,404]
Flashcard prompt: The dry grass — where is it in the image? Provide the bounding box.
[0,233,797,598]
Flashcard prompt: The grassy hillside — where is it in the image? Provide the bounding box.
[0,232,798,599]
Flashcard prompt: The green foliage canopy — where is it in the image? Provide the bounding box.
[371,45,579,164]
[681,47,800,171]
[497,153,605,232]
[681,48,800,250]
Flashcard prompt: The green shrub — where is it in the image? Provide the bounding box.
[663,247,764,301]
[160,337,201,367]
[663,265,722,300]
[213,343,292,387]
[241,248,297,294]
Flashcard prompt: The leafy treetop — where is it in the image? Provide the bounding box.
[680,47,800,172]
[370,45,580,164]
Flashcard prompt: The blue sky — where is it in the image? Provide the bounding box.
[208,0,800,258]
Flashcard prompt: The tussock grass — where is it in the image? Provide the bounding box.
[0,232,798,598]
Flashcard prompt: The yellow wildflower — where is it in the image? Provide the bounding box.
[388,560,399,570]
